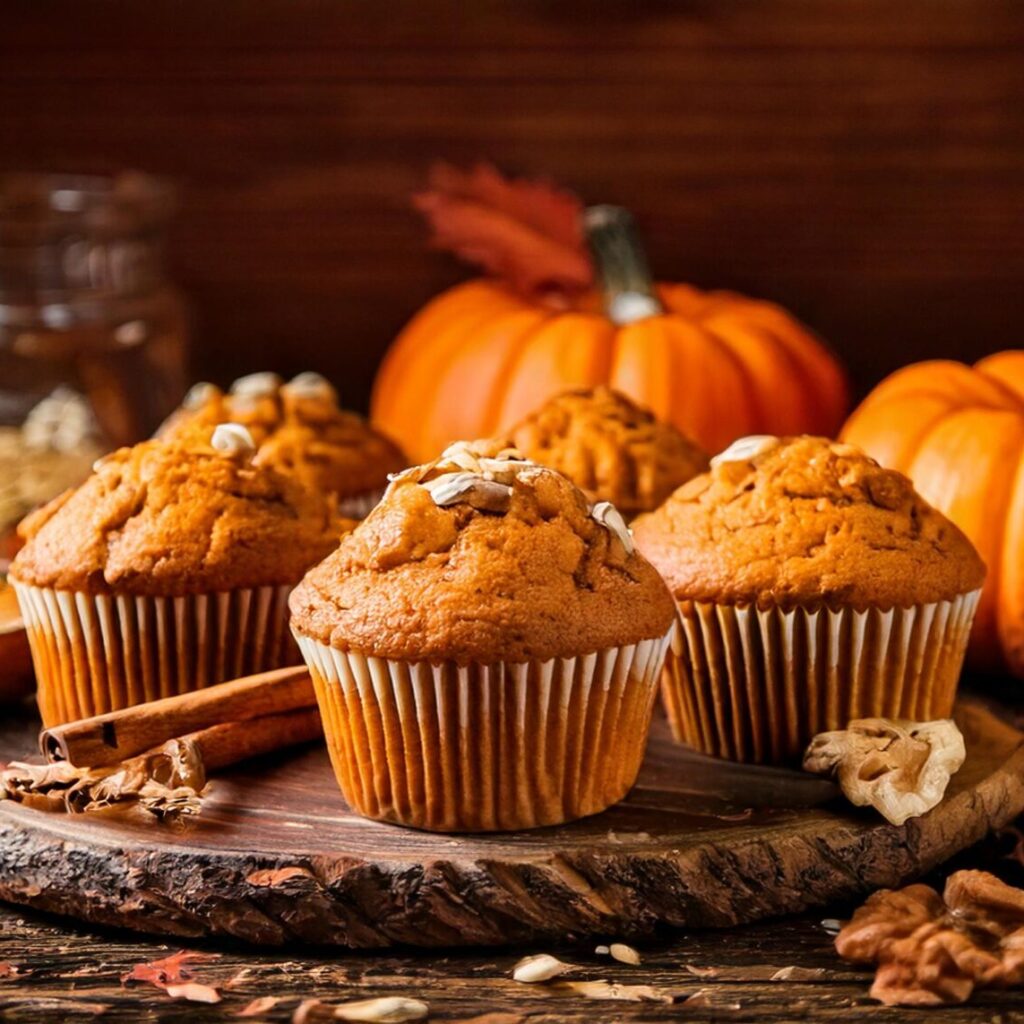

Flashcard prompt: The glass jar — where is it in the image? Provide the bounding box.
[0,171,189,538]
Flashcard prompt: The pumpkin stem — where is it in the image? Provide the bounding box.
[584,205,662,324]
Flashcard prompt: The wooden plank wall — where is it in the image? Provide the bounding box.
[2,1,1023,412]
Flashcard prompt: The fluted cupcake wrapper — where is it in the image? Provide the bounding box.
[294,629,675,832]
[13,583,297,726]
[662,590,982,765]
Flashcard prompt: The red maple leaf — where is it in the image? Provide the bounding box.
[413,161,594,302]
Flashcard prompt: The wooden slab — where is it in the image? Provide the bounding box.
[0,699,1021,949]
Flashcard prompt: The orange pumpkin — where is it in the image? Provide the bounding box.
[372,167,848,463]
[842,351,1024,676]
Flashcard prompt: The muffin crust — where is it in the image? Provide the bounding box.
[632,435,985,610]
[505,387,708,516]
[290,441,676,662]
[159,372,406,504]
[11,431,347,596]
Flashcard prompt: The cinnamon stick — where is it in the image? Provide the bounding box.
[6,706,323,821]
[187,707,323,771]
[40,666,316,768]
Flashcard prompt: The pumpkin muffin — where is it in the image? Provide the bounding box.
[290,439,677,832]
[159,371,407,517]
[632,435,985,765]
[10,424,349,725]
[504,387,708,518]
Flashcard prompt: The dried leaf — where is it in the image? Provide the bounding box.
[165,981,222,1004]
[512,953,573,983]
[0,962,27,981]
[121,949,220,989]
[413,161,592,300]
[556,980,674,1003]
[234,995,281,1016]
[332,997,429,1022]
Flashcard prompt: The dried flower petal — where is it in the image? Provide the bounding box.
[164,982,221,1004]
[512,954,573,983]
[609,943,642,965]
[332,996,429,1022]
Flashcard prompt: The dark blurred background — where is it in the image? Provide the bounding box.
[3,0,1022,412]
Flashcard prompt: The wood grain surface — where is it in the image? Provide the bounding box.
[0,698,1021,950]
[2,1,1023,411]
[3,863,1024,1023]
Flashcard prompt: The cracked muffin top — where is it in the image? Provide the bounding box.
[504,387,708,517]
[632,435,985,610]
[289,440,676,662]
[10,425,349,596]
[158,371,407,514]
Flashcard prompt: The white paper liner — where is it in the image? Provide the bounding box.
[13,582,297,726]
[294,629,674,832]
[337,488,385,519]
[662,590,982,765]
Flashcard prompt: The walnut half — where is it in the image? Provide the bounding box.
[803,718,965,826]
[836,870,1024,1006]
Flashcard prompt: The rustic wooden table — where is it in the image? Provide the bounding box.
[2,826,1024,1024]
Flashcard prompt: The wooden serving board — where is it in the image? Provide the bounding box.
[0,699,1022,949]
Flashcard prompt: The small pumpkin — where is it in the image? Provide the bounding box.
[842,351,1024,676]
[372,163,849,463]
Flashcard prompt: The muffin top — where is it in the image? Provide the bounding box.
[159,372,407,510]
[10,424,350,596]
[504,387,708,517]
[632,435,985,610]
[290,440,676,662]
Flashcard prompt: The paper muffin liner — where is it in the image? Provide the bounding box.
[661,590,982,765]
[337,487,385,520]
[294,629,674,832]
[13,582,297,726]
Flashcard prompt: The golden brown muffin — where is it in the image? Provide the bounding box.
[633,435,985,611]
[159,372,407,515]
[290,439,677,831]
[633,434,985,765]
[11,427,345,596]
[291,440,675,663]
[12,423,356,726]
[504,387,708,517]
